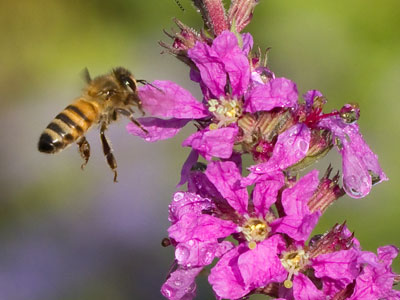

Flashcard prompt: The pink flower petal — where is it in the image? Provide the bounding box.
[126,117,189,142]
[319,116,387,199]
[281,170,319,217]
[175,240,219,267]
[169,192,213,224]
[312,249,360,283]
[209,245,250,299]
[249,124,311,174]
[272,211,321,242]
[177,150,199,187]
[213,31,250,97]
[138,80,208,118]
[161,265,202,300]
[188,42,226,97]
[252,172,285,217]
[303,90,323,111]
[182,126,238,160]
[205,161,248,214]
[168,213,236,243]
[244,77,298,113]
[293,273,325,300]
[238,236,287,288]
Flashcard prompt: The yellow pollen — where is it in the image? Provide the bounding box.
[284,279,293,289]
[248,241,257,250]
[209,123,218,130]
[241,218,270,246]
[207,98,242,128]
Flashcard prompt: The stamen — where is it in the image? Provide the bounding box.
[241,218,270,249]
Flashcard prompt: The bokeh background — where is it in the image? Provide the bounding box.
[0,0,399,299]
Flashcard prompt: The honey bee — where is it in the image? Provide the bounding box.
[38,67,148,182]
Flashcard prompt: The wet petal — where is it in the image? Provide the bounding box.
[139,80,208,118]
[249,124,311,174]
[126,117,189,142]
[319,116,387,198]
[205,161,248,214]
[161,265,202,300]
[168,213,236,243]
[182,126,238,160]
[293,273,325,300]
[168,191,213,224]
[244,77,298,113]
[175,240,219,267]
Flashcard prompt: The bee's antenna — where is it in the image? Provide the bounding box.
[82,68,92,83]
[137,79,164,93]
[174,0,185,12]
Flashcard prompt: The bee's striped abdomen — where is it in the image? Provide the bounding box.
[38,98,100,154]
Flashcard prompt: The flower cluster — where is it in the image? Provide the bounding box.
[128,0,398,299]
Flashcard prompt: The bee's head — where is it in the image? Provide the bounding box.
[113,67,138,93]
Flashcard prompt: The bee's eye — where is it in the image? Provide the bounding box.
[123,77,137,92]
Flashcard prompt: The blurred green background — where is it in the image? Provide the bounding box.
[0,0,399,299]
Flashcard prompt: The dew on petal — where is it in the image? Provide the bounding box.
[174,192,184,201]
[161,284,175,298]
[298,139,309,154]
[175,244,190,264]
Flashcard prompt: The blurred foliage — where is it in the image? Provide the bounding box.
[0,0,399,299]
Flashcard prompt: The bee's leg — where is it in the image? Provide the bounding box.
[77,136,90,169]
[100,122,118,182]
[116,108,148,134]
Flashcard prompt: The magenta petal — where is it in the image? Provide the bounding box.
[293,273,325,300]
[209,245,250,299]
[242,33,253,56]
[177,150,199,187]
[188,42,226,97]
[169,192,213,224]
[249,124,311,174]
[161,265,202,300]
[303,90,323,110]
[281,170,319,217]
[138,80,208,118]
[378,245,399,266]
[238,236,287,288]
[182,126,238,160]
[319,116,387,199]
[205,161,248,214]
[244,77,298,113]
[213,31,250,97]
[252,172,285,217]
[126,117,189,142]
[312,249,360,283]
[168,213,236,243]
[175,240,219,267]
[272,211,321,242]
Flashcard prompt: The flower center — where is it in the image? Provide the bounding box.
[207,98,242,129]
[280,248,309,288]
[240,218,270,249]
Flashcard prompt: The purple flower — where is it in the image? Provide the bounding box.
[347,245,400,299]
[128,31,298,166]
[162,161,326,299]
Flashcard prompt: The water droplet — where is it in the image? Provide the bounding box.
[174,278,183,287]
[199,246,214,265]
[175,245,190,264]
[161,285,175,298]
[188,239,195,246]
[174,192,184,201]
[298,139,309,153]
[145,137,151,142]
